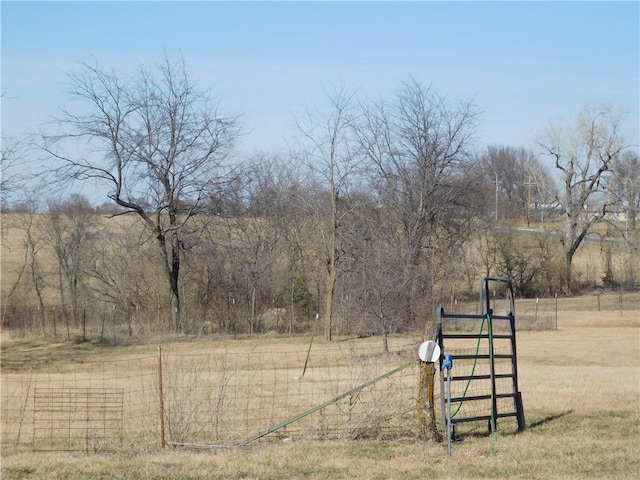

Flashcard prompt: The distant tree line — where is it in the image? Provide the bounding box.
[2,56,638,341]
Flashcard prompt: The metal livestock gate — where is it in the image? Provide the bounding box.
[438,278,526,442]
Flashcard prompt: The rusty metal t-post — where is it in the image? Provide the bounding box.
[157,346,166,449]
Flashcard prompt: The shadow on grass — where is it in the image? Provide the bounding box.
[451,410,575,441]
[528,410,574,429]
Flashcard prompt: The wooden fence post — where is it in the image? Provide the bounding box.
[417,320,442,441]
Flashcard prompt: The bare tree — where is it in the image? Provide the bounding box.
[347,204,406,352]
[611,150,640,233]
[480,146,531,220]
[2,197,47,335]
[86,216,163,336]
[523,153,560,226]
[244,154,313,333]
[40,194,97,336]
[1,137,27,211]
[196,217,250,335]
[222,213,281,335]
[356,79,481,326]
[537,104,627,292]
[294,86,362,341]
[41,56,242,333]
[488,228,544,297]
[479,145,555,224]
[1,90,26,210]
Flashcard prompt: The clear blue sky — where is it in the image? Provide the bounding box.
[2,1,639,195]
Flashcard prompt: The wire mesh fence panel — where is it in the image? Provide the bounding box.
[159,346,420,447]
[1,342,420,452]
[33,387,124,452]
[1,356,160,453]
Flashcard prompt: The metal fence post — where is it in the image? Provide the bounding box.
[157,346,166,449]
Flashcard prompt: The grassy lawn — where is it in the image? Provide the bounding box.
[2,412,638,480]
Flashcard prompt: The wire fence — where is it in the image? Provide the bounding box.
[2,292,638,342]
[2,292,638,452]
[0,305,159,344]
[1,341,421,453]
[2,353,158,453]
[447,291,639,330]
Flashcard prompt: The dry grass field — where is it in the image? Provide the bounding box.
[1,306,639,479]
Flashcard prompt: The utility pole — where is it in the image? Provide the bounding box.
[492,174,501,221]
[523,176,537,227]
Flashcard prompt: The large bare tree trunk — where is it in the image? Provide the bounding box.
[157,228,182,333]
[323,187,339,342]
[323,254,337,342]
[170,230,182,333]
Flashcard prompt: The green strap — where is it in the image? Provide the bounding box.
[450,315,486,418]
[447,312,499,453]
[488,311,498,454]
[236,358,419,447]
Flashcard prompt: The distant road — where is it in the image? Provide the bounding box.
[496,226,640,248]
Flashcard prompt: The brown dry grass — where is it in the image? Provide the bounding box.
[2,306,639,479]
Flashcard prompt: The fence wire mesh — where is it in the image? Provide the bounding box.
[3,292,638,452]
[2,292,638,341]
[1,342,421,452]
[2,355,159,452]
[33,387,124,452]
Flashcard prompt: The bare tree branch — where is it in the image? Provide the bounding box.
[38,55,243,332]
[537,104,628,292]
